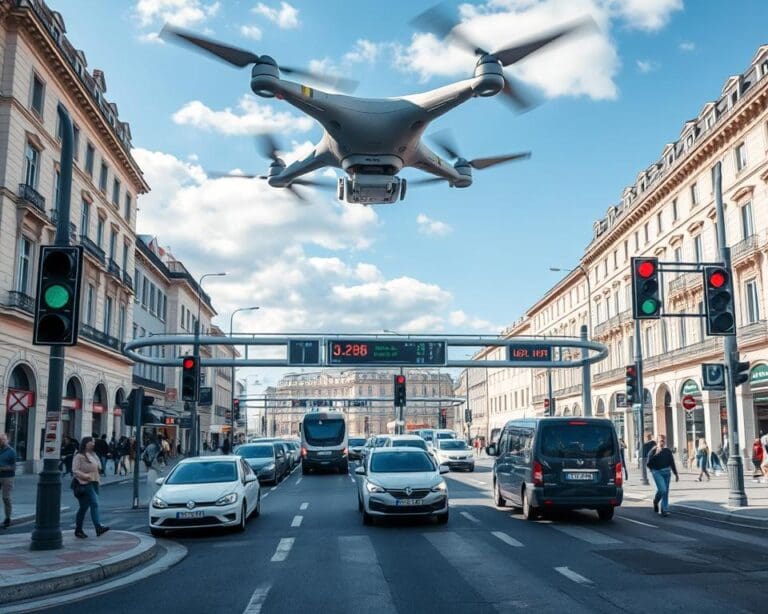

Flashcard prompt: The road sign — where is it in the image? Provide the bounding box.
[288,339,320,365]
[327,339,446,366]
[544,398,550,409]
[702,363,726,391]
[682,395,697,410]
[199,386,213,406]
[508,344,551,362]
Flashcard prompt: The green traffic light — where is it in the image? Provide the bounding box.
[44,284,70,309]
[641,299,658,315]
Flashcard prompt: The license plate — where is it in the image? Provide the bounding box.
[317,451,332,456]
[176,511,204,519]
[565,472,594,481]
[395,499,423,506]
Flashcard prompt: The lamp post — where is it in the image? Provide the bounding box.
[229,307,259,448]
[191,272,226,456]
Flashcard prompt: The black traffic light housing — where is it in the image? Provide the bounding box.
[733,360,750,386]
[394,374,406,407]
[625,364,638,405]
[122,387,155,427]
[631,257,661,320]
[181,355,199,402]
[703,266,736,336]
[33,245,84,345]
[464,407,472,423]
[440,408,447,428]
[233,398,241,421]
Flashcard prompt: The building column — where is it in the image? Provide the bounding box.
[736,387,755,461]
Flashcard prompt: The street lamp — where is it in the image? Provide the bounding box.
[190,272,227,456]
[230,306,259,447]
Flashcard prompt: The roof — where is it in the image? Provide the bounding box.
[178,455,238,463]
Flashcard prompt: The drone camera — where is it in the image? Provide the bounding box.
[342,175,404,205]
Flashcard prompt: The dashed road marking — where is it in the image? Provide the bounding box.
[270,486,278,491]
[460,511,480,524]
[620,516,658,528]
[551,525,621,545]
[242,582,272,613]
[492,531,523,547]
[300,502,309,510]
[471,480,487,486]
[555,566,593,586]
[291,515,303,527]
[296,477,303,485]
[271,537,295,562]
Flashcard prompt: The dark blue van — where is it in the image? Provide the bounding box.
[487,417,623,521]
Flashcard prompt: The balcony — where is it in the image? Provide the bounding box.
[131,373,166,392]
[80,235,105,264]
[594,309,632,338]
[644,337,722,370]
[18,183,46,213]
[732,233,762,264]
[80,323,120,351]
[123,271,133,290]
[49,210,78,242]
[107,258,121,278]
[738,319,768,345]
[5,291,34,314]
[553,383,583,398]
[594,365,625,384]
[668,271,701,297]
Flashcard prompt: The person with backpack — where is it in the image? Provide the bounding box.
[72,437,110,538]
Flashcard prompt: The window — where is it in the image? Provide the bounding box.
[644,327,654,356]
[627,335,634,362]
[96,217,105,248]
[745,279,760,324]
[104,296,113,334]
[85,284,95,325]
[142,278,149,308]
[53,169,60,209]
[678,315,687,348]
[634,231,639,251]
[150,284,156,314]
[612,250,618,269]
[108,229,117,261]
[24,143,40,187]
[596,301,603,323]
[73,124,80,160]
[124,193,132,221]
[30,73,45,116]
[735,142,747,171]
[623,240,628,260]
[134,269,141,303]
[162,294,168,320]
[693,235,702,262]
[672,198,678,221]
[656,212,663,234]
[99,162,108,192]
[643,222,649,244]
[112,178,120,206]
[613,291,620,315]
[85,143,95,176]
[123,243,129,271]
[697,301,705,342]
[741,201,755,239]
[16,237,33,293]
[673,246,682,262]
[80,200,90,237]
[690,182,699,207]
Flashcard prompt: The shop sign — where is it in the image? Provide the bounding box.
[92,403,106,414]
[681,379,700,395]
[113,406,123,417]
[62,397,82,410]
[750,364,768,387]
[6,389,34,412]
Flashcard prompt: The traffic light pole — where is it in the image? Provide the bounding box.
[633,320,650,486]
[581,325,592,416]
[132,388,144,509]
[30,105,74,551]
[714,162,748,507]
[191,320,200,457]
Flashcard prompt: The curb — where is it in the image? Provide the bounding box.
[11,506,72,526]
[670,502,768,529]
[0,531,157,605]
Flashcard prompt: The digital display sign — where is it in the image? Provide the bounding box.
[288,339,321,365]
[327,340,446,366]
[507,344,552,362]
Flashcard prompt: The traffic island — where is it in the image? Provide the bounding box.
[0,531,156,605]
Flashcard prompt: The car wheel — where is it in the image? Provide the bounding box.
[150,528,165,538]
[250,493,261,519]
[597,506,615,521]
[362,510,373,526]
[522,489,539,521]
[468,466,475,472]
[236,502,247,532]
[436,511,449,525]
[494,480,506,508]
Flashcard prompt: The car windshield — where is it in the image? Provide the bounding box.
[373,437,388,446]
[370,451,435,473]
[166,461,238,484]
[391,439,427,450]
[435,432,455,440]
[236,445,273,459]
[349,438,367,446]
[303,418,345,445]
[539,424,616,459]
[438,440,468,450]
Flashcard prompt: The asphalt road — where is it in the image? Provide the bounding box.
[20,458,768,613]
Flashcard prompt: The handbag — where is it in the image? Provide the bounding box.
[70,478,87,498]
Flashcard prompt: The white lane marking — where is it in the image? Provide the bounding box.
[291,515,303,527]
[620,516,658,529]
[262,492,270,499]
[460,511,480,524]
[300,502,309,510]
[471,480,487,486]
[551,525,622,545]
[338,536,397,613]
[492,531,523,547]
[270,486,278,491]
[555,566,593,586]
[271,537,295,562]
[125,523,145,531]
[296,477,302,485]
[242,582,272,614]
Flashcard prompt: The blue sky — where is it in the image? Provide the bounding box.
[50,1,768,355]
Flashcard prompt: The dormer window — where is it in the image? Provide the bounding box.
[706,114,714,129]
[762,60,768,76]
[686,134,694,148]
[731,90,738,106]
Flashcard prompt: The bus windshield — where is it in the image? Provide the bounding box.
[303,418,345,446]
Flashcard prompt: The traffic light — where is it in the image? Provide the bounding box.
[123,388,155,427]
[233,398,241,421]
[440,408,447,428]
[464,407,472,423]
[625,364,638,405]
[393,374,406,406]
[181,355,199,402]
[733,360,750,386]
[703,266,736,336]
[631,257,661,320]
[33,245,84,345]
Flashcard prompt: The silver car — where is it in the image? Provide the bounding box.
[433,439,475,471]
[355,447,449,525]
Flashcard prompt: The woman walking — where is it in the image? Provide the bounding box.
[695,438,711,482]
[646,434,679,517]
[72,437,110,538]
[751,438,764,481]
[116,436,130,476]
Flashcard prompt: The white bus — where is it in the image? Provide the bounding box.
[299,411,349,474]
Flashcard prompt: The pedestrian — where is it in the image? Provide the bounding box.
[619,438,629,480]
[0,433,16,529]
[695,438,710,482]
[751,437,764,481]
[647,434,679,517]
[761,432,768,483]
[94,433,109,476]
[116,436,130,476]
[203,440,209,452]
[71,437,110,538]
[222,436,231,455]
[128,437,136,474]
[142,437,162,500]
[60,436,77,476]
[642,432,656,464]
[161,436,171,465]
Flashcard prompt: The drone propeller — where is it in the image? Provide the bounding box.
[159,25,358,93]
[430,130,530,170]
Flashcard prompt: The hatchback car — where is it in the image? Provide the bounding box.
[347,437,367,461]
[433,439,475,471]
[355,447,449,525]
[488,418,623,521]
[149,456,260,536]
[382,434,431,454]
[234,442,283,484]
[359,435,388,465]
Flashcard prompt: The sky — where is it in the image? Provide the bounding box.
[49,0,768,389]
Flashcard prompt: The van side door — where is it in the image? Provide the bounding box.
[513,428,535,499]
[505,428,525,503]
[495,430,513,497]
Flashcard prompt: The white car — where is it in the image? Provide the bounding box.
[149,456,261,536]
[356,447,450,525]
[433,439,475,471]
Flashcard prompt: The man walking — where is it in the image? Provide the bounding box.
[94,433,109,475]
[0,433,17,529]
[222,436,231,455]
[642,432,656,466]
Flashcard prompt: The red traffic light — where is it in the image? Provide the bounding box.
[708,270,727,288]
[626,365,636,377]
[396,375,406,384]
[183,357,195,370]
[637,260,655,278]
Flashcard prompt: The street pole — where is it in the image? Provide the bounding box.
[398,365,404,435]
[714,161,748,506]
[31,104,73,551]
[546,367,554,417]
[131,388,144,509]
[229,307,259,448]
[634,319,650,485]
[581,325,592,416]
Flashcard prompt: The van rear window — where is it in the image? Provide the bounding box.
[539,424,615,458]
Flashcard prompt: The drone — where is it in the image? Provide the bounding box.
[161,4,592,205]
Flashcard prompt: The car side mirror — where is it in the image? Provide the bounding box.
[439,465,450,474]
[245,474,258,483]
[154,477,164,486]
[486,445,497,456]
[354,466,366,475]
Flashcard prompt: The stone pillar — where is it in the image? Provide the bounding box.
[701,391,721,452]
[736,387,755,461]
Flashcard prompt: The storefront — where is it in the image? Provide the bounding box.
[681,379,704,462]
[749,364,768,437]
[113,389,125,437]
[62,377,83,440]
[5,364,36,463]
[92,384,107,436]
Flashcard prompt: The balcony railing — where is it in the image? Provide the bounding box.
[131,373,166,392]
[49,210,78,242]
[18,183,46,212]
[732,233,761,261]
[107,258,121,278]
[80,323,120,351]
[6,291,34,313]
[553,383,583,398]
[594,365,626,383]
[644,337,722,370]
[594,309,632,337]
[738,319,768,344]
[80,235,105,263]
[123,271,133,290]
[669,271,701,296]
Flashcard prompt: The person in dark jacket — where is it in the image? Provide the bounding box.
[60,436,78,476]
[642,433,656,464]
[93,434,109,476]
[222,436,232,455]
[647,434,679,517]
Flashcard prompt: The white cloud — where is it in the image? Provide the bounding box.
[448,310,497,331]
[416,213,452,236]
[138,32,164,44]
[636,59,659,74]
[252,2,300,29]
[343,40,382,64]
[171,95,314,135]
[679,40,696,52]
[610,0,682,31]
[134,0,220,28]
[239,25,263,41]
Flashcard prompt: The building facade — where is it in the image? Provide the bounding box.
[0,0,149,470]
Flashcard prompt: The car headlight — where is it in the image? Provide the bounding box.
[431,481,447,493]
[263,463,275,471]
[151,496,168,509]
[216,493,238,506]
[366,481,386,493]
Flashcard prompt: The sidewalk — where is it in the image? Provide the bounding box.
[623,465,768,528]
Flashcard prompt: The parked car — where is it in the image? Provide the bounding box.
[487,417,623,521]
[149,456,260,536]
[234,443,283,484]
[359,435,388,466]
[272,442,292,481]
[348,437,368,461]
[383,434,431,454]
[356,447,449,525]
[282,441,301,468]
[433,439,475,471]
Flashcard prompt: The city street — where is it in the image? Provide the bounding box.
[9,459,765,614]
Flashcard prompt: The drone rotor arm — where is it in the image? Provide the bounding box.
[469,152,531,170]
[159,25,260,67]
